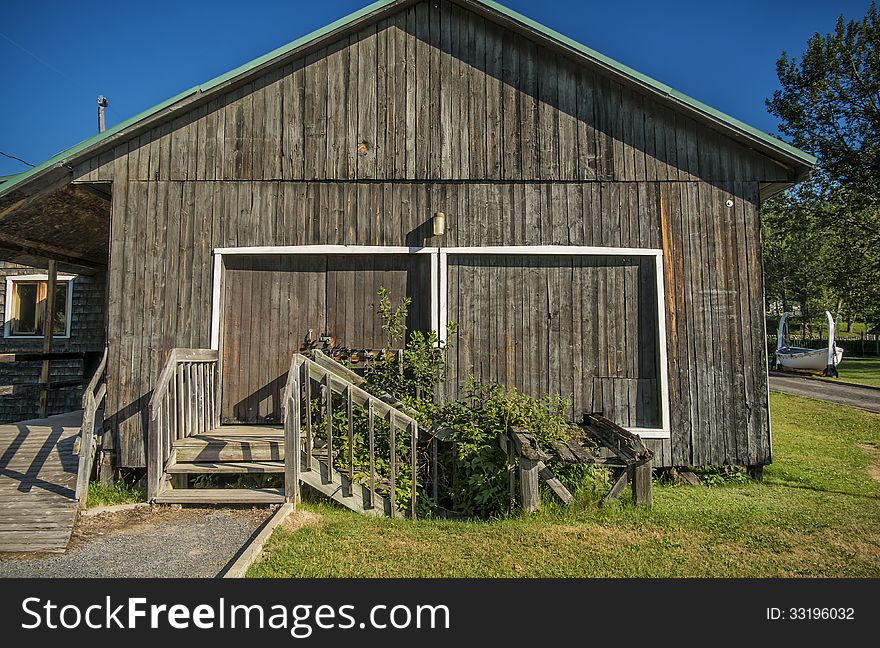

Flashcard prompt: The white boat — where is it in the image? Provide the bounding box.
[775,310,843,376]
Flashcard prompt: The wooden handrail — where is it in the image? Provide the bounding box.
[82,347,108,409]
[147,348,219,502]
[75,347,109,507]
[282,353,302,505]
[286,353,420,518]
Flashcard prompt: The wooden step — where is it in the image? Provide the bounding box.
[300,454,395,518]
[166,461,284,474]
[173,426,284,462]
[154,488,284,504]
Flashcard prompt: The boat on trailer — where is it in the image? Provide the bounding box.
[775,310,844,376]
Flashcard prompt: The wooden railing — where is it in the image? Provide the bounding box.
[147,348,220,501]
[74,347,108,507]
[0,349,106,403]
[284,353,420,518]
[313,349,451,514]
[282,354,302,505]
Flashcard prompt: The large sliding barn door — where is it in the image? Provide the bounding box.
[446,255,661,428]
[220,254,427,424]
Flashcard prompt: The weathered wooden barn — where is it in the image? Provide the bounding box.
[0,0,814,504]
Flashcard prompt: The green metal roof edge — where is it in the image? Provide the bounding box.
[0,172,26,185]
[0,0,814,199]
[0,0,398,197]
[474,0,816,166]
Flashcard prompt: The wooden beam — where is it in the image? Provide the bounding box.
[39,261,57,418]
[0,169,72,217]
[0,232,106,269]
[0,351,89,363]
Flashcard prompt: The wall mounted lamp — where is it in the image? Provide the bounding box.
[433,211,446,236]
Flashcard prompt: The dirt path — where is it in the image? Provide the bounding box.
[0,506,272,578]
[769,373,880,414]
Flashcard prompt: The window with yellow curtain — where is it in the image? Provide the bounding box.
[8,279,70,336]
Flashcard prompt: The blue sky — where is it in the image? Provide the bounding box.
[0,0,871,176]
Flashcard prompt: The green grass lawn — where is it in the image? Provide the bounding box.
[834,356,880,388]
[248,392,880,578]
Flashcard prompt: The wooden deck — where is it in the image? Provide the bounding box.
[0,410,82,553]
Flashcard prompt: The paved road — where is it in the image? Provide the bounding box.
[769,373,880,413]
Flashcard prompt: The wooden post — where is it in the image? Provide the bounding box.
[324,372,333,482]
[284,391,301,506]
[507,435,516,512]
[519,458,540,513]
[39,260,58,419]
[631,459,653,507]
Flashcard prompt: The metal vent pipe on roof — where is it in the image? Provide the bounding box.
[97,96,108,133]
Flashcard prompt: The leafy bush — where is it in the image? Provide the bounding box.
[433,379,604,518]
[694,465,752,487]
[331,287,605,519]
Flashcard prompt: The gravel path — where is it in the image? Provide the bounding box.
[0,506,272,578]
[769,373,880,413]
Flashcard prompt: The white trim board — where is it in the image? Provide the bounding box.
[437,246,670,439]
[213,245,436,256]
[209,245,670,439]
[3,273,76,339]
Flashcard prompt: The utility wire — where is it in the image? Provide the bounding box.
[0,151,35,168]
[0,30,85,89]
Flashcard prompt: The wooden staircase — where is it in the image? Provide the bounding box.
[147,349,413,517]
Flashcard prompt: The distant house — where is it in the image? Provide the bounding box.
[0,261,105,422]
[0,0,814,503]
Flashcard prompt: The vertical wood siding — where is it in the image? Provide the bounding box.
[446,255,659,428]
[73,1,792,186]
[81,0,778,467]
[220,253,428,423]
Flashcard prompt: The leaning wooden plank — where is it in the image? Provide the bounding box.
[601,469,630,507]
[313,349,364,384]
[313,350,431,432]
[536,460,573,504]
[680,469,703,487]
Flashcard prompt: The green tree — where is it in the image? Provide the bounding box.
[764,2,880,327]
[761,191,827,325]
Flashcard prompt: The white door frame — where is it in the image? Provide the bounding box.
[210,244,670,438]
